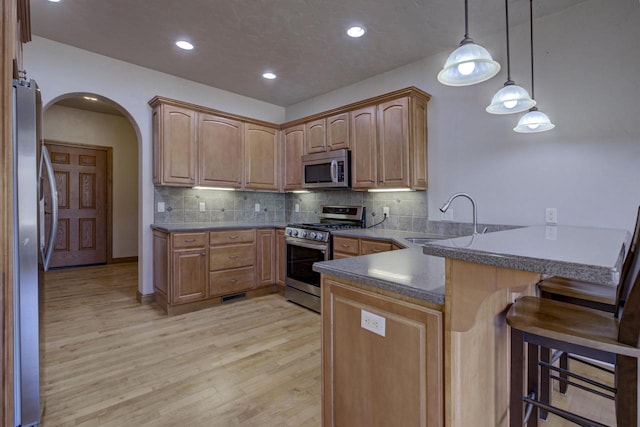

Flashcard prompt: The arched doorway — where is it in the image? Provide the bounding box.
[43,93,139,267]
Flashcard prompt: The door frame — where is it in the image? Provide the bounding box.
[45,140,114,265]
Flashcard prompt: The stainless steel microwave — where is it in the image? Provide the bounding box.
[302,149,350,189]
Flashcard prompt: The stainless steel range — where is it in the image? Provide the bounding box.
[285,206,366,312]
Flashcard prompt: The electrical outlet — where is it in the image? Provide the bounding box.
[361,309,386,337]
[441,208,453,221]
[295,203,300,213]
[545,208,558,225]
[157,202,165,213]
[199,202,206,212]
[255,203,260,212]
[383,206,390,218]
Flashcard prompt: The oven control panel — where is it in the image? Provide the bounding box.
[285,227,328,242]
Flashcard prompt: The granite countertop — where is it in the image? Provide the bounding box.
[422,225,631,286]
[152,221,289,232]
[313,248,446,306]
[330,228,457,249]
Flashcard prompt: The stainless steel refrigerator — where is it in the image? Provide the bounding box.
[12,79,58,427]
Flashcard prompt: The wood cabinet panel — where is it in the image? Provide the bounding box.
[209,244,255,271]
[198,113,243,188]
[209,267,255,296]
[282,124,305,190]
[172,248,207,304]
[410,96,428,190]
[172,232,207,249]
[322,279,443,427]
[326,112,349,151]
[350,106,377,189]
[244,123,278,190]
[276,229,286,288]
[377,97,410,188]
[305,118,326,154]
[333,236,359,257]
[160,105,197,186]
[257,229,275,287]
[209,229,255,246]
[360,238,393,255]
[153,230,169,296]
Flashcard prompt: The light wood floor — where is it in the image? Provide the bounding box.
[41,263,322,427]
[40,263,615,426]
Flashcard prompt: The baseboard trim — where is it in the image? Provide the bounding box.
[136,290,155,305]
[112,256,138,264]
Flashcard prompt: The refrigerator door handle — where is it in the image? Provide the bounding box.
[40,145,58,271]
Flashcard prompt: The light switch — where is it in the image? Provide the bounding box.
[255,203,261,212]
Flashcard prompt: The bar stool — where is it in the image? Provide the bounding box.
[536,207,640,404]
[507,267,640,426]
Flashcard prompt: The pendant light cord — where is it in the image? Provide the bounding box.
[504,0,511,81]
[464,0,470,39]
[529,0,535,99]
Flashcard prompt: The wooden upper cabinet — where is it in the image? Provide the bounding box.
[350,106,377,190]
[305,118,327,154]
[377,97,410,188]
[326,112,349,151]
[153,104,197,186]
[282,124,305,191]
[198,113,243,188]
[244,123,279,190]
[410,96,428,190]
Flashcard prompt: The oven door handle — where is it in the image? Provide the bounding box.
[286,238,327,253]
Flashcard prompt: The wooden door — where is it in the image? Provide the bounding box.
[305,118,326,154]
[45,142,109,268]
[327,112,349,151]
[244,123,278,190]
[377,97,410,188]
[198,113,243,188]
[282,124,305,190]
[350,106,377,189]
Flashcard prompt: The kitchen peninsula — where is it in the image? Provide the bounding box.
[314,225,630,427]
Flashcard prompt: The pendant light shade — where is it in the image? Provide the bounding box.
[514,0,555,133]
[514,107,555,132]
[487,0,534,114]
[437,0,500,86]
[486,81,536,114]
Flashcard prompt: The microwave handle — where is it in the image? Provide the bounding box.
[330,160,338,183]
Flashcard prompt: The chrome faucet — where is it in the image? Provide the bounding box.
[439,192,483,235]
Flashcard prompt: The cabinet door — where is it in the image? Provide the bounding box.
[333,236,359,257]
[327,112,349,151]
[410,96,428,190]
[322,279,443,427]
[305,118,326,154]
[276,229,286,288]
[244,123,279,190]
[282,124,305,190]
[257,229,275,287]
[160,104,197,186]
[350,106,377,189]
[377,97,410,188]
[153,230,169,297]
[198,113,243,188]
[172,248,207,304]
[360,239,393,255]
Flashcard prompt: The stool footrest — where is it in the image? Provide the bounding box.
[522,395,609,427]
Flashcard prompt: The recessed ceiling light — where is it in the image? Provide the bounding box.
[175,40,194,50]
[262,72,277,80]
[83,96,98,101]
[347,26,366,38]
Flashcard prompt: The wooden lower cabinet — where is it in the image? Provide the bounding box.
[332,236,399,259]
[322,277,443,427]
[360,238,393,255]
[153,228,278,314]
[276,229,286,289]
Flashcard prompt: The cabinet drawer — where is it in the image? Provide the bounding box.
[209,267,255,296]
[210,229,255,246]
[333,236,359,256]
[360,239,393,255]
[333,252,355,260]
[210,244,255,271]
[172,232,207,248]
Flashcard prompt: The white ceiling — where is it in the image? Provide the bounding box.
[30,0,587,107]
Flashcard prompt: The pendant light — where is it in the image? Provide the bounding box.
[437,0,501,86]
[486,0,535,114]
[514,0,555,133]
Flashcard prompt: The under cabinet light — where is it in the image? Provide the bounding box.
[192,186,235,191]
[290,190,311,194]
[368,188,414,193]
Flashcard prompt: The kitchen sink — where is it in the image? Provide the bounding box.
[404,236,452,245]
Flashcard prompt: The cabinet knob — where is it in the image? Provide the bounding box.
[201,252,206,256]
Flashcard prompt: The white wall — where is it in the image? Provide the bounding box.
[24,37,285,295]
[287,0,640,232]
[44,105,138,258]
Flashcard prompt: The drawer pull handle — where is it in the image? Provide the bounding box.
[228,279,238,283]
[371,249,381,253]
[229,235,240,240]
[341,244,350,248]
[183,238,196,242]
[201,252,206,256]
[228,255,238,259]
